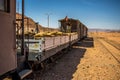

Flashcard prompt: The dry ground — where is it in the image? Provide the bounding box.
[35,32,120,80]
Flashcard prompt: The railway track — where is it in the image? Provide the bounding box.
[97,38,120,63]
[104,39,120,50]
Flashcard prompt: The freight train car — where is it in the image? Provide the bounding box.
[83,25,88,38]
[26,16,88,69]
[0,0,33,80]
[24,32,79,69]
[0,0,17,79]
[58,16,88,40]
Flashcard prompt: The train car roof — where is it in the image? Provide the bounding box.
[58,16,88,29]
[58,16,79,22]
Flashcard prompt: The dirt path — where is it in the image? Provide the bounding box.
[72,37,120,80]
[35,44,86,80]
[98,39,120,63]
[35,33,120,80]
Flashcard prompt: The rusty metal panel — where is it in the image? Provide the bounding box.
[54,36,61,46]
[0,0,16,75]
[44,37,54,50]
[61,36,66,44]
[65,36,69,43]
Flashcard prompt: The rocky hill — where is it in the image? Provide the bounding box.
[16,13,58,34]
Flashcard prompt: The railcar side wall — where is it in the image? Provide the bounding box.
[0,0,16,76]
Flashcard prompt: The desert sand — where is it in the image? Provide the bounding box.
[35,32,120,80]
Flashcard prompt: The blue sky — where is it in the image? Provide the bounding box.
[17,0,120,30]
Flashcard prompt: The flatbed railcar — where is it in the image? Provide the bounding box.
[20,33,78,63]
[25,16,88,68]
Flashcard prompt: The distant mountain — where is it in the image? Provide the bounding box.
[16,13,58,34]
[88,28,120,32]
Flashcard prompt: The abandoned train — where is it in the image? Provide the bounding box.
[59,16,88,39]
[0,0,88,80]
